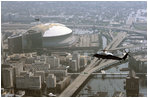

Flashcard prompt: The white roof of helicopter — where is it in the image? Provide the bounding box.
[97,51,113,55]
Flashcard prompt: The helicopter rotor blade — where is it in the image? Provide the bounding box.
[101,49,116,52]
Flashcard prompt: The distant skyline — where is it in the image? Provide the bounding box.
[1,1,146,24]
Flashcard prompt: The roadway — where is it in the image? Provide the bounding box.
[59,32,127,97]
[71,25,146,35]
[2,23,130,96]
[68,72,147,75]
[2,23,146,35]
[49,32,127,52]
[108,29,114,39]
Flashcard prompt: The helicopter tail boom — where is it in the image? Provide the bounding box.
[122,52,129,60]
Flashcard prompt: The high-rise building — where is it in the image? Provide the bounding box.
[12,62,24,76]
[46,74,56,88]
[49,70,67,81]
[69,60,77,72]
[55,57,60,67]
[47,56,60,69]
[47,56,56,69]
[34,71,45,84]
[72,53,80,71]
[56,76,71,93]
[20,71,45,84]
[4,57,24,77]
[8,34,23,53]
[2,68,14,88]
[80,56,87,68]
[16,73,41,90]
[125,70,139,97]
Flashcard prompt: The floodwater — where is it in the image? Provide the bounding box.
[77,62,147,97]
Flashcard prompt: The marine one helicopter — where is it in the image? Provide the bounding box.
[93,49,130,61]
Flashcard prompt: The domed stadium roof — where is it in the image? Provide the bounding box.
[29,23,72,37]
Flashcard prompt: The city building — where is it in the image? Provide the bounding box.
[8,23,77,53]
[4,54,24,76]
[72,53,80,71]
[69,60,77,72]
[25,57,35,64]
[125,70,139,97]
[12,62,24,76]
[51,52,71,57]
[47,56,60,69]
[2,62,23,88]
[16,73,41,90]
[20,71,45,84]
[80,55,87,68]
[59,54,72,66]
[35,56,46,64]
[24,62,50,73]
[46,74,56,88]
[2,68,14,88]
[54,57,60,67]
[34,71,45,84]
[56,76,71,93]
[129,55,147,73]
[49,70,67,81]
[20,71,28,76]
[8,34,23,53]
[24,52,37,58]
[16,73,42,96]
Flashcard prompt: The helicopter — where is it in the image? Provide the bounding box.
[93,49,130,61]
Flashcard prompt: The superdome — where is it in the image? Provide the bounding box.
[43,23,72,37]
[40,23,76,48]
[29,23,72,37]
[8,23,77,53]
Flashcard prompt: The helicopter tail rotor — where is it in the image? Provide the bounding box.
[123,49,131,58]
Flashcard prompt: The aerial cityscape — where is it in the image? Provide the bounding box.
[1,1,147,97]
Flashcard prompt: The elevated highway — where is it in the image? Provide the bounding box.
[2,24,146,35]
[70,25,146,35]
[59,32,127,97]
[68,72,146,75]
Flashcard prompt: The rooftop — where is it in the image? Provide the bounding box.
[30,23,72,37]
